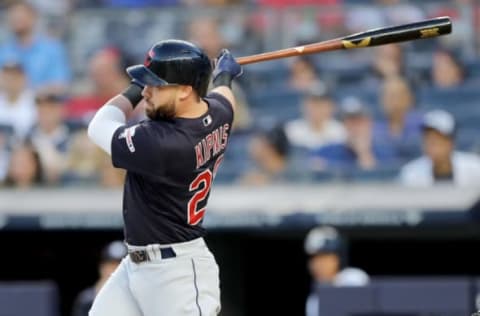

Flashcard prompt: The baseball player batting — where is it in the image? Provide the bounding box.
[87,40,242,316]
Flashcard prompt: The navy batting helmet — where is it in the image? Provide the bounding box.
[126,39,212,97]
[304,226,343,256]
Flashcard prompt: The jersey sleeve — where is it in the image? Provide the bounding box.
[111,121,164,176]
[206,92,234,118]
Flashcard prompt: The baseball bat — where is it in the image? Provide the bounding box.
[235,16,452,65]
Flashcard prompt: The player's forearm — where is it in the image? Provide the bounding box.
[87,102,126,155]
[87,94,134,155]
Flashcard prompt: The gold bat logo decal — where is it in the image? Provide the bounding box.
[420,27,440,38]
[342,37,372,49]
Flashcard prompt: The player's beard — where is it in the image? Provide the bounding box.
[145,100,176,121]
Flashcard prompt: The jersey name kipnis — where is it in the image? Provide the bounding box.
[195,123,230,169]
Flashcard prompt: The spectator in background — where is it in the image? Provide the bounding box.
[304,226,369,316]
[399,110,480,187]
[310,97,396,172]
[257,0,338,6]
[64,129,102,184]
[182,0,242,4]
[374,76,422,160]
[71,241,127,316]
[187,17,226,59]
[3,142,43,189]
[65,128,125,187]
[29,0,71,17]
[365,44,424,89]
[98,154,126,188]
[28,0,72,39]
[0,62,37,140]
[346,0,425,33]
[187,17,252,130]
[66,47,131,122]
[0,125,14,182]
[0,1,71,90]
[287,57,325,93]
[285,86,346,151]
[372,44,404,81]
[240,124,290,185]
[431,49,465,89]
[101,0,178,6]
[27,91,71,185]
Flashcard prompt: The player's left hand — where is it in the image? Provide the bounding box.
[213,49,243,81]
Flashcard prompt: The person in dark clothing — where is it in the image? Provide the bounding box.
[71,241,127,316]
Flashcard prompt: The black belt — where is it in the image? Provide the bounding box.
[129,247,176,263]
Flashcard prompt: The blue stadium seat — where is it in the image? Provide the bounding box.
[242,61,290,91]
[248,90,302,121]
[464,60,480,78]
[316,285,377,316]
[374,277,471,315]
[318,60,370,86]
[315,277,473,316]
[0,281,60,316]
[220,131,254,183]
[455,127,479,151]
[417,85,480,108]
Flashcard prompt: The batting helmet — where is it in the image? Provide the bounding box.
[304,226,343,256]
[126,39,212,97]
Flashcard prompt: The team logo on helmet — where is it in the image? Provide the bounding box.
[144,49,155,67]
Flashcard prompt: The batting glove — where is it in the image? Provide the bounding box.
[212,49,243,88]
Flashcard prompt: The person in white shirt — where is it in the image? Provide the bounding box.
[285,86,346,150]
[399,109,480,187]
[0,62,37,140]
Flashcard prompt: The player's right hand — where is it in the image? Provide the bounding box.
[213,49,243,81]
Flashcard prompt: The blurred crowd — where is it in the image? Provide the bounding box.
[1,0,480,189]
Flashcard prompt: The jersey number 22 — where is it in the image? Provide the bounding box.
[187,154,224,225]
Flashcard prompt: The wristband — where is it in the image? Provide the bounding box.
[212,72,234,88]
[121,82,143,108]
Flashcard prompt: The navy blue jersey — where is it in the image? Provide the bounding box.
[111,93,233,245]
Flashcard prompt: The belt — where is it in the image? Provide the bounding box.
[128,247,176,263]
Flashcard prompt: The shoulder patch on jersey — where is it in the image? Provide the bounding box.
[203,115,212,127]
[118,125,139,153]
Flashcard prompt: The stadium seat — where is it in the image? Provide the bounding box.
[242,61,290,91]
[374,277,471,315]
[315,277,473,316]
[417,85,480,108]
[248,90,302,121]
[316,285,377,316]
[0,281,60,316]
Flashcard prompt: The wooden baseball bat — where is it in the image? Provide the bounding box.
[236,16,452,65]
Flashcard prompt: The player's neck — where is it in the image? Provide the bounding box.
[176,98,208,119]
